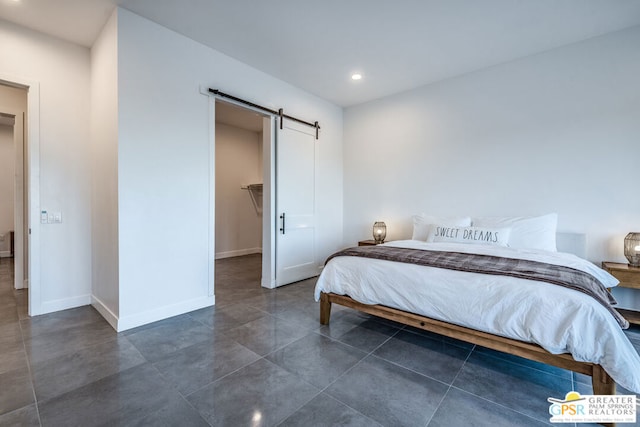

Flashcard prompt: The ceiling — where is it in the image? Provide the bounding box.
[2,0,640,107]
[216,101,264,133]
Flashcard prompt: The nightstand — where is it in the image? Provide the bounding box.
[602,261,640,325]
[358,240,380,246]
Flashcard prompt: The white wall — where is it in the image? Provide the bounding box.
[0,124,13,255]
[90,11,119,325]
[115,8,343,328]
[344,26,640,309]
[215,123,262,259]
[0,19,92,313]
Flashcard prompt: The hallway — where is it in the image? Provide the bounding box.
[0,258,28,321]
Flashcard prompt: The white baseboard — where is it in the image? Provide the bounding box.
[0,251,11,258]
[215,247,262,260]
[39,294,92,315]
[115,295,215,332]
[261,277,276,289]
[91,295,119,331]
[38,294,215,333]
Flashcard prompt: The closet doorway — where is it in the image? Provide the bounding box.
[211,95,319,295]
[0,80,32,319]
[214,101,272,290]
[0,84,28,293]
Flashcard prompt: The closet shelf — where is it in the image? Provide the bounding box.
[241,183,263,191]
[242,183,263,215]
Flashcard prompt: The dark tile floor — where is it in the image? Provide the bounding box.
[0,254,638,426]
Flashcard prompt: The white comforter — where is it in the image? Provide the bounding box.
[314,240,640,393]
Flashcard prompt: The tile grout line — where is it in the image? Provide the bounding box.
[423,343,476,427]
[147,363,214,427]
[180,351,263,399]
[13,266,43,426]
[448,383,554,425]
[233,320,395,426]
[180,321,323,400]
[365,352,453,390]
[274,391,382,427]
[474,346,574,384]
[444,345,559,425]
[311,324,403,397]
[297,323,451,427]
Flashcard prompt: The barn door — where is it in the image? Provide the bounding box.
[275,120,317,286]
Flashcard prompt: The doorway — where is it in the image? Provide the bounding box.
[0,85,27,288]
[0,83,28,318]
[214,100,273,291]
[209,95,319,298]
[0,114,16,261]
[1,75,40,317]
[215,101,264,260]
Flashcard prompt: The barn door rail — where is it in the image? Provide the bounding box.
[208,88,320,139]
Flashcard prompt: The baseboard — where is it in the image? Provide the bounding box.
[261,277,276,289]
[91,295,119,331]
[0,251,11,258]
[115,295,215,332]
[39,294,92,315]
[215,247,262,260]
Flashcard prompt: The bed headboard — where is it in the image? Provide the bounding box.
[556,232,586,259]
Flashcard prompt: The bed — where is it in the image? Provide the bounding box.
[315,215,640,426]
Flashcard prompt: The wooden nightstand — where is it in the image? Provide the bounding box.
[602,261,640,325]
[358,240,380,246]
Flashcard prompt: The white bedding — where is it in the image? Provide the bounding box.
[314,240,640,393]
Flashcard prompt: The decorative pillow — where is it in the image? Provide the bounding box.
[430,225,511,246]
[412,214,471,242]
[471,213,558,252]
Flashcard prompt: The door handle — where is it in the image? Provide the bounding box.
[280,213,285,234]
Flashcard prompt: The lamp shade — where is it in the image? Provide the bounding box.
[624,232,640,267]
[373,221,386,244]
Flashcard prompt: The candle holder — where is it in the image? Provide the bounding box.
[624,232,640,267]
[373,222,387,244]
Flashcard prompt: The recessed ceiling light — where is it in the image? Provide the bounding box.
[351,73,362,81]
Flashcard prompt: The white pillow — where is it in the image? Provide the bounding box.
[430,225,511,247]
[412,214,471,242]
[472,213,558,252]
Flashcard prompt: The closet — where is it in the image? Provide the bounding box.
[212,93,319,290]
[214,102,264,261]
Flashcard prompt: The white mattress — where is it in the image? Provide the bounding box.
[314,240,640,394]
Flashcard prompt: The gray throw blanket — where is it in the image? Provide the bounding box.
[327,246,628,329]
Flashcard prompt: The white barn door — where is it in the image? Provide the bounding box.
[275,119,317,286]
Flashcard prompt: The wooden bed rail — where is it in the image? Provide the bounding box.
[320,292,616,427]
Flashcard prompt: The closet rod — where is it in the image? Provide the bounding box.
[209,88,320,139]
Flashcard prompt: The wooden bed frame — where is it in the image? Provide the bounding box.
[320,292,617,427]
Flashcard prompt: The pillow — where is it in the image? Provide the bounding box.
[472,213,558,251]
[412,214,471,241]
[430,225,511,246]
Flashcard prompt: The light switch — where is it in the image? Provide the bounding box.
[54,212,62,223]
[48,213,55,224]
[41,210,48,224]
